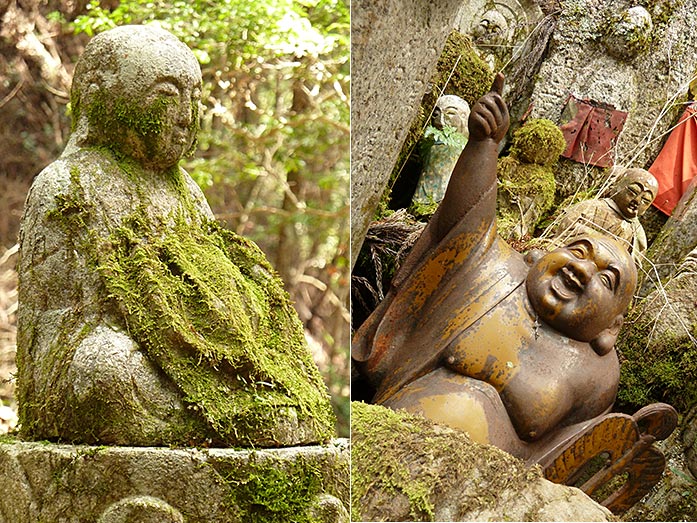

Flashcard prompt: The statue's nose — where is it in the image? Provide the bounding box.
[177,101,193,126]
[569,258,595,285]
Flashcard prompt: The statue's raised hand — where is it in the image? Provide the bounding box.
[468,73,509,143]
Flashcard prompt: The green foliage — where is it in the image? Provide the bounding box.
[69,0,349,436]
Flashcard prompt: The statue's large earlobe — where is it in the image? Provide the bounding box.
[70,82,101,146]
[590,315,624,356]
[524,248,545,266]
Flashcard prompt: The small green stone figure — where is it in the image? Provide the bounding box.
[17,25,335,447]
[412,95,470,207]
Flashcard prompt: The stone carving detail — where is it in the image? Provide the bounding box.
[16,25,334,448]
[98,496,184,523]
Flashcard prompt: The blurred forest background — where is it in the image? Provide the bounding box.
[0,0,350,436]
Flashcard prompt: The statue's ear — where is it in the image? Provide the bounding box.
[590,315,624,356]
[524,248,545,266]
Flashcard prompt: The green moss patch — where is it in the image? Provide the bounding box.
[211,453,327,523]
[617,271,697,414]
[97,214,334,445]
[617,314,697,413]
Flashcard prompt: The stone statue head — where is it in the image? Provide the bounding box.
[603,6,653,59]
[525,236,637,355]
[472,9,510,45]
[432,95,471,137]
[70,25,202,170]
[610,167,659,219]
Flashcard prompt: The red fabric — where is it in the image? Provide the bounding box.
[649,104,697,215]
[559,95,628,168]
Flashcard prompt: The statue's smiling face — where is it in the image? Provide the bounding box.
[525,237,636,342]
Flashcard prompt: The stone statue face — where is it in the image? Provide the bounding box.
[611,169,658,219]
[432,95,471,136]
[72,25,203,169]
[525,237,637,342]
[613,182,654,219]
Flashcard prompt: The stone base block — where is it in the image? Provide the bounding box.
[0,438,349,523]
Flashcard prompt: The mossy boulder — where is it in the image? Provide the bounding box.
[616,259,697,415]
[351,401,612,522]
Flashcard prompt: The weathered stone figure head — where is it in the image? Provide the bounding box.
[609,167,659,219]
[432,94,471,137]
[549,167,658,259]
[17,25,335,447]
[69,25,201,169]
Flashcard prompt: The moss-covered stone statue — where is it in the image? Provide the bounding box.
[16,25,335,447]
[496,118,566,240]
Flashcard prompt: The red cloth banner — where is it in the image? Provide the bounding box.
[559,95,628,168]
[649,104,697,216]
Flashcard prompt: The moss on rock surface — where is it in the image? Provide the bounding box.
[0,440,349,522]
[617,263,697,414]
[97,207,335,446]
[350,402,612,522]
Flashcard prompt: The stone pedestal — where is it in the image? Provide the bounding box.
[0,439,349,523]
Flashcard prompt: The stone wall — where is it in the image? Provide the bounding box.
[350,0,463,267]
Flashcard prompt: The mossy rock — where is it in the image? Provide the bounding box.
[351,401,612,522]
[496,157,557,240]
[509,118,566,166]
[617,269,697,414]
[0,440,350,522]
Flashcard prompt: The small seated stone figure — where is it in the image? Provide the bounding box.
[549,167,658,260]
[17,25,335,447]
[496,118,566,240]
[353,74,675,512]
[412,95,470,207]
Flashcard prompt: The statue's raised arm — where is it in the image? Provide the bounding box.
[396,74,509,287]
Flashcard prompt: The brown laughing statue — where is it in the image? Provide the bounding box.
[352,74,677,513]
